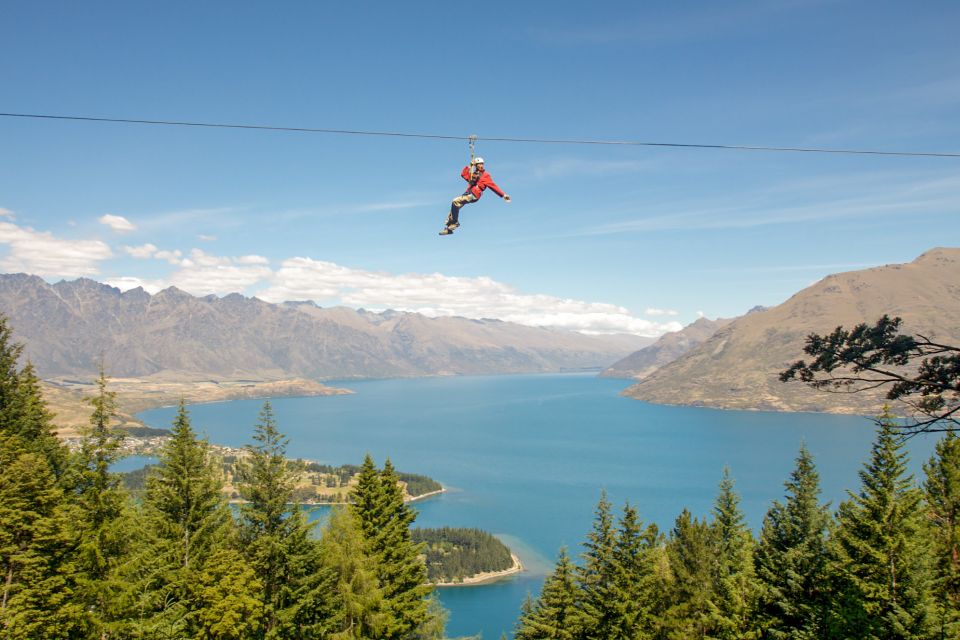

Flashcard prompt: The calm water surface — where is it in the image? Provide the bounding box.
[138,374,936,639]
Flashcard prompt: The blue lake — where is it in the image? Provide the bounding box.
[138,373,937,639]
[111,454,158,472]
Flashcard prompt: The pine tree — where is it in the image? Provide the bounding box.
[0,450,86,638]
[643,526,673,638]
[829,409,935,639]
[351,453,385,539]
[350,455,436,639]
[754,444,832,639]
[575,491,619,639]
[235,400,330,638]
[663,508,715,640]
[3,362,66,479]
[923,430,960,638]
[147,400,232,568]
[610,503,659,639]
[514,547,580,640]
[123,400,236,637]
[379,458,434,638]
[72,366,133,636]
[710,468,757,639]
[0,318,83,637]
[319,506,387,639]
[0,315,25,438]
[195,547,265,639]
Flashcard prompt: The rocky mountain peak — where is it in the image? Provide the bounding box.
[0,273,647,380]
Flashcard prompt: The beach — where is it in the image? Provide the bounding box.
[433,553,524,588]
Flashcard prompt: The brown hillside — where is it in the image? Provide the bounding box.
[601,316,733,379]
[624,248,960,414]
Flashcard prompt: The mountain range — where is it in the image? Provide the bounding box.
[0,274,651,381]
[601,316,734,379]
[622,247,960,414]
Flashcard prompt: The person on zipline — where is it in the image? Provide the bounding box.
[440,157,510,235]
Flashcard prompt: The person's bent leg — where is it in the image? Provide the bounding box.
[449,194,474,226]
[447,197,462,226]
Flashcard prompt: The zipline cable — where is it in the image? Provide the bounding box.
[2,111,959,159]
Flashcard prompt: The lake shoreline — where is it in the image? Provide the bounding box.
[433,552,524,588]
[407,488,446,503]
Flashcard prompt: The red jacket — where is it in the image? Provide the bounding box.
[461,166,505,199]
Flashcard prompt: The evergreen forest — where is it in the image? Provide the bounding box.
[514,415,960,639]
[413,528,514,583]
[0,316,447,639]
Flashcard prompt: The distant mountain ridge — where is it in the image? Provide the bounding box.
[624,248,960,414]
[0,274,650,381]
[600,316,734,379]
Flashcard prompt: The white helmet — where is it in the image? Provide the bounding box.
[472,156,485,165]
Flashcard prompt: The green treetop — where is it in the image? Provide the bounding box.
[124,400,236,637]
[236,400,330,638]
[514,547,580,640]
[350,454,440,639]
[73,367,134,636]
[0,317,83,637]
[710,468,758,640]
[663,508,716,639]
[319,506,387,639]
[923,429,960,638]
[754,444,832,639]
[829,408,935,639]
[574,490,619,638]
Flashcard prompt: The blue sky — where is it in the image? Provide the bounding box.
[1,1,957,336]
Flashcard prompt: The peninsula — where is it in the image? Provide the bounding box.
[413,527,522,586]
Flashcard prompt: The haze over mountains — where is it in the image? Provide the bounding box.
[601,316,734,380]
[623,248,960,415]
[0,274,651,381]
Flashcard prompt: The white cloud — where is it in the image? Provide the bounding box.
[154,249,183,264]
[0,208,14,220]
[0,225,679,334]
[109,249,270,296]
[133,249,271,296]
[170,264,272,296]
[124,243,158,259]
[256,257,680,336]
[0,221,112,277]
[103,276,167,294]
[645,307,678,317]
[98,214,136,233]
[198,234,218,242]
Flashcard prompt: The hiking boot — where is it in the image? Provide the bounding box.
[439,228,454,235]
[449,222,460,230]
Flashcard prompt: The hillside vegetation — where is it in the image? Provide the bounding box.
[413,528,514,584]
